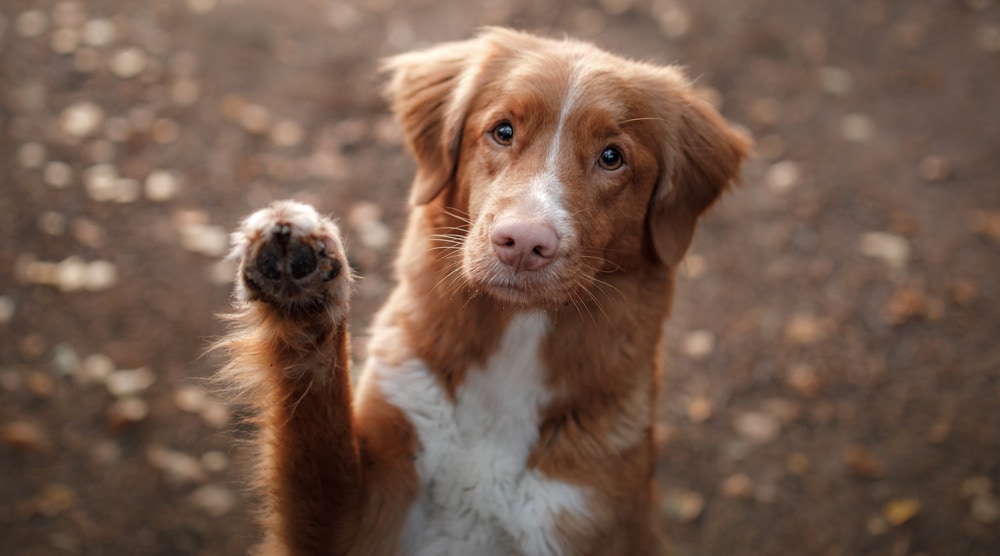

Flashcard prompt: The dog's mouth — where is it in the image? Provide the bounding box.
[462,254,594,308]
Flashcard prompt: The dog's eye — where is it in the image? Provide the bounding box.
[492,122,514,146]
[597,147,624,171]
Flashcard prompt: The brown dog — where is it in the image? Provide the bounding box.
[220,27,750,555]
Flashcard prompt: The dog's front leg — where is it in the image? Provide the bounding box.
[221,201,362,555]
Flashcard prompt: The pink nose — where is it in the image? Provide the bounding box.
[490,219,559,272]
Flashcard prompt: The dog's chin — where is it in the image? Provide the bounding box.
[463,268,584,308]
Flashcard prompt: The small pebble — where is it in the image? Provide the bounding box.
[970,210,1000,242]
[85,171,140,203]
[917,155,952,183]
[15,10,49,38]
[975,25,1000,53]
[55,256,88,291]
[107,397,150,426]
[109,47,147,79]
[72,217,107,248]
[720,473,754,499]
[61,101,105,138]
[104,366,155,397]
[79,353,115,384]
[765,160,801,194]
[786,452,811,475]
[90,440,122,465]
[174,385,207,413]
[859,232,910,271]
[846,444,888,479]
[748,97,782,126]
[681,253,706,279]
[785,363,821,396]
[151,118,180,144]
[84,260,118,290]
[145,170,180,201]
[662,489,704,522]
[187,0,219,15]
[784,313,827,345]
[680,330,715,361]
[51,343,80,376]
[26,371,55,397]
[0,296,16,323]
[866,514,889,536]
[146,445,208,485]
[755,134,786,161]
[50,28,80,54]
[840,114,875,143]
[2,421,52,452]
[178,223,229,257]
[200,450,229,472]
[239,102,272,134]
[686,394,713,423]
[31,484,77,517]
[883,498,921,526]
[189,484,236,517]
[52,2,86,29]
[733,411,781,444]
[43,161,73,188]
[18,142,47,169]
[82,18,116,47]
[199,402,231,429]
[818,66,853,96]
[655,2,691,39]
[971,493,1000,524]
[270,119,305,147]
[171,79,200,106]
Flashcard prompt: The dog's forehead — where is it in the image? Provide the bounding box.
[479,44,678,128]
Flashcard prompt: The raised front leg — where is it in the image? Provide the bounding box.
[220,200,361,555]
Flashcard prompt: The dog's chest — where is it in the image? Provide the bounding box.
[375,311,588,556]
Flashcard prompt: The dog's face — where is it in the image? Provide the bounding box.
[384,28,750,307]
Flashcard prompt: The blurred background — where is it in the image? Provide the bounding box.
[1,0,998,554]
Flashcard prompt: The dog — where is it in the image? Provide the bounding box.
[219,27,750,556]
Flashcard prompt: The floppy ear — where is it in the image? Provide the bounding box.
[648,93,752,266]
[381,39,483,205]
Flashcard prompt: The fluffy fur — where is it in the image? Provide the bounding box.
[218,28,751,556]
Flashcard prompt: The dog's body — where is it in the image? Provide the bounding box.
[221,28,749,555]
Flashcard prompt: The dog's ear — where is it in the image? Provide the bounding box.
[647,88,752,266]
[381,39,483,206]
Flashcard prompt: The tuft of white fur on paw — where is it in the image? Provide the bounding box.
[230,200,353,317]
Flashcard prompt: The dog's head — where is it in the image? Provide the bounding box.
[383,28,751,307]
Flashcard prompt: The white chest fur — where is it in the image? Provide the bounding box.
[373,311,589,556]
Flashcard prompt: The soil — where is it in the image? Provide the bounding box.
[2,0,998,555]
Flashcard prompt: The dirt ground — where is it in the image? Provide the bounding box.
[2,0,998,554]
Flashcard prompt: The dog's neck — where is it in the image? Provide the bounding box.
[377,203,677,403]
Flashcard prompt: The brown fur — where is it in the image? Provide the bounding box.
[219,27,750,555]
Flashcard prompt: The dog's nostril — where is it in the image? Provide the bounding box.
[289,243,318,279]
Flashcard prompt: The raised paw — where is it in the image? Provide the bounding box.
[231,200,352,315]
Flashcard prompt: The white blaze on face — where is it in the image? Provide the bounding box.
[508,61,586,245]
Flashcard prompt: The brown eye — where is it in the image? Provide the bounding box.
[492,122,514,145]
[597,147,624,171]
